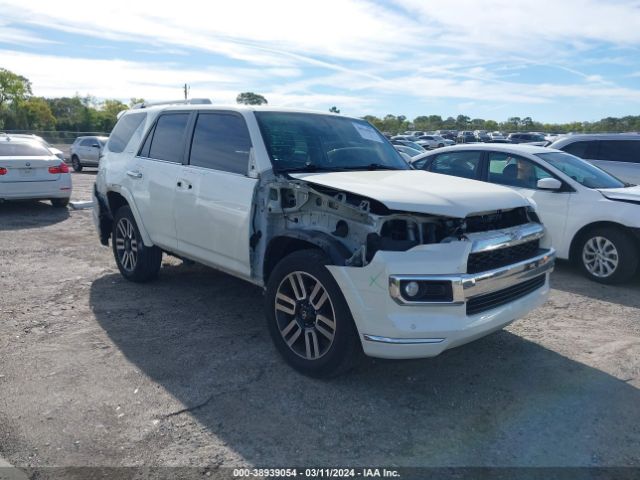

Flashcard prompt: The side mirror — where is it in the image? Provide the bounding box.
[537,177,562,190]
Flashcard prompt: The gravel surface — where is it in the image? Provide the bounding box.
[0,172,639,475]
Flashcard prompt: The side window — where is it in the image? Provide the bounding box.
[428,151,481,179]
[189,113,252,174]
[80,138,93,147]
[561,141,597,159]
[108,112,146,153]
[488,152,552,189]
[597,140,640,163]
[148,113,190,163]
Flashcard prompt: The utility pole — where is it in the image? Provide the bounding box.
[183,83,190,100]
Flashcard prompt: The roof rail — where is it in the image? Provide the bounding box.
[130,98,212,110]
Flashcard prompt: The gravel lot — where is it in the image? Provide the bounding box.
[1,172,639,477]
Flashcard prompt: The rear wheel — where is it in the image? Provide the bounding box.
[51,198,69,208]
[112,206,162,282]
[265,249,361,377]
[71,155,82,172]
[577,227,638,284]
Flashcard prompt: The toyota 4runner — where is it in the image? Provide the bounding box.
[94,100,555,376]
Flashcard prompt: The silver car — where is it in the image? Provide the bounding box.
[549,134,640,185]
[0,136,72,207]
[70,136,108,172]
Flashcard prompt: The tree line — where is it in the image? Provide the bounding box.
[1,68,639,135]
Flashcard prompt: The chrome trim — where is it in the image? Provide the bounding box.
[468,222,545,254]
[363,335,445,345]
[389,248,555,306]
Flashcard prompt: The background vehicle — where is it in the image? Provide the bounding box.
[393,144,424,158]
[390,139,427,152]
[412,144,640,283]
[507,133,547,145]
[456,131,477,143]
[1,133,65,161]
[94,101,553,376]
[489,131,506,141]
[474,131,491,142]
[0,135,71,207]
[70,135,108,172]
[549,134,640,185]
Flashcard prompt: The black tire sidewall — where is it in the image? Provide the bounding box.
[71,156,82,172]
[577,227,638,284]
[265,249,360,377]
[111,206,161,282]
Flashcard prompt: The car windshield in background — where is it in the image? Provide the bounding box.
[536,152,626,189]
[0,142,51,156]
[254,112,409,172]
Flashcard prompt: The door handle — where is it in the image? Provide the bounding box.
[126,170,143,179]
[177,180,192,190]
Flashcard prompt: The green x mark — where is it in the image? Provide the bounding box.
[369,270,385,290]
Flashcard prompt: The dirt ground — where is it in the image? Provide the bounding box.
[0,172,639,476]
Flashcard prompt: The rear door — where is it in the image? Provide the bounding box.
[129,112,191,251]
[174,111,257,278]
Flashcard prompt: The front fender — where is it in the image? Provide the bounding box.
[106,184,154,247]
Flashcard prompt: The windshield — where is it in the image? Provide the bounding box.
[0,142,51,156]
[536,152,626,189]
[255,112,409,172]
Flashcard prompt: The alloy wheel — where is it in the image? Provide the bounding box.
[582,236,619,278]
[115,217,138,272]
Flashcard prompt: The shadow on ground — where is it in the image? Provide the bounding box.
[551,260,640,309]
[0,200,69,230]
[89,264,640,466]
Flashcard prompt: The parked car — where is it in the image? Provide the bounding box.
[548,134,640,185]
[415,136,440,149]
[416,135,453,148]
[94,101,554,376]
[0,135,71,207]
[393,144,423,158]
[70,135,109,172]
[456,131,477,143]
[1,133,65,161]
[412,144,640,283]
[474,131,491,142]
[489,131,506,141]
[391,139,427,152]
[507,133,547,145]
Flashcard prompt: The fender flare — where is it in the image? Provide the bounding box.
[106,185,154,247]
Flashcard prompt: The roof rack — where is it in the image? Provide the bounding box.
[130,98,212,110]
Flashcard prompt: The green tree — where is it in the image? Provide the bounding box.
[329,106,340,113]
[236,92,268,105]
[22,97,56,130]
[129,97,145,107]
[455,115,471,129]
[0,68,32,110]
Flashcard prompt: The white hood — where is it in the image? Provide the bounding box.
[290,170,530,218]
[598,185,640,203]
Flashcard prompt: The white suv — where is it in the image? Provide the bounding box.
[94,100,555,376]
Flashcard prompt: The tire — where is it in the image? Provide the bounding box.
[71,155,82,172]
[265,249,361,377]
[111,206,162,282]
[51,197,69,208]
[576,227,638,284]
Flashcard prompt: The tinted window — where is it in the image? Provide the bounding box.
[597,140,640,163]
[0,142,51,156]
[80,138,94,147]
[149,113,189,162]
[189,113,251,174]
[488,152,553,189]
[560,140,596,158]
[427,151,481,179]
[108,112,146,153]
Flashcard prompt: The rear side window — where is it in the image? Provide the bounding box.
[80,138,94,147]
[561,140,598,159]
[148,113,190,163]
[189,113,251,174]
[428,151,482,179]
[597,140,640,163]
[108,112,146,153]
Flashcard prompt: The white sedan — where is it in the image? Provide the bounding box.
[0,136,72,207]
[412,144,640,283]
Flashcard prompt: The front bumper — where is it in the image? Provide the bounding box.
[327,244,555,360]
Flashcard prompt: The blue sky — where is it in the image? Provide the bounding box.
[1,0,639,123]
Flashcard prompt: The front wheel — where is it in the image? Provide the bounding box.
[112,206,162,282]
[71,155,82,172]
[577,227,638,284]
[265,249,361,377]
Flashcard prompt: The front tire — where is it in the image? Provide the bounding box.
[265,249,361,377]
[71,155,82,172]
[577,227,638,284]
[112,206,162,282]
